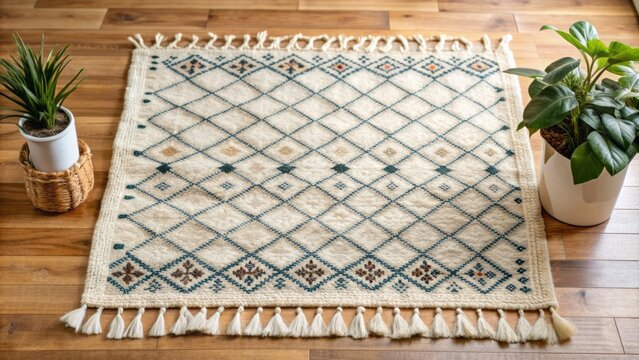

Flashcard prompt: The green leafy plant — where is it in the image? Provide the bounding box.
[0,33,83,130]
[504,21,639,184]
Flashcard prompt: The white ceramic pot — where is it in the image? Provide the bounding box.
[18,106,79,172]
[538,139,627,226]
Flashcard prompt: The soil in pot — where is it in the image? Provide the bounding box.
[21,110,70,138]
[540,123,572,159]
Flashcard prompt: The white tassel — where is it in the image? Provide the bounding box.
[153,33,165,48]
[205,32,218,50]
[455,308,477,338]
[167,33,183,49]
[482,34,492,52]
[269,36,287,50]
[353,36,368,52]
[263,307,289,337]
[475,309,495,339]
[289,307,309,337]
[321,37,337,52]
[244,307,264,336]
[381,36,396,52]
[308,307,327,337]
[338,35,354,50]
[390,308,411,339]
[397,35,410,52]
[459,37,473,52]
[550,307,576,342]
[127,34,145,49]
[546,323,559,345]
[498,34,513,52]
[81,307,103,335]
[326,307,349,337]
[60,304,87,333]
[435,34,447,52]
[285,33,301,51]
[349,307,368,339]
[368,307,389,337]
[304,36,319,51]
[106,308,125,340]
[187,35,200,49]
[222,35,236,50]
[124,308,145,339]
[366,36,381,52]
[431,308,451,338]
[255,31,268,49]
[238,34,252,50]
[226,306,244,336]
[148,308,166,337]
[203,306,224,336]
[170,306,191,336]
[410,308,429,337]
[515,309,533,342]
[413,35,428,52]
[495,309,519,343]
[451,40,460,51]
[529,309,548,341]
[186,307,207,333]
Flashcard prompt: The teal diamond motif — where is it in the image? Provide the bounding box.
[156,163,171,174]
[435,166,450,175]
[219,164,235,173]
[277,164,295,173]
[332,164,349,173]
[383,165,398,173]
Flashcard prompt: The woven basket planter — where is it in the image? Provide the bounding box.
[19,139,94,213]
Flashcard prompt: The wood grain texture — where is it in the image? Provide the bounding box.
[1,1,639,359]
[208,10,390,30]
[0,8,107,29]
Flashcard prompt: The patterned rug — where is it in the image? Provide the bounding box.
[62,32,575,343]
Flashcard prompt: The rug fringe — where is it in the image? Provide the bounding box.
[127,31,510,53]
[60,305,575,343]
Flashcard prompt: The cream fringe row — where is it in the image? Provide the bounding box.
[127,31,511,54]
[61,305,575,343]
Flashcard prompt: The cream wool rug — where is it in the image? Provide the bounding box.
[61,32,575,343]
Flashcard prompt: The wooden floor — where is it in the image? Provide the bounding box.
[1,0,639,359]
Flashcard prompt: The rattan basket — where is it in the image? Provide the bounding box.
[19,139,94,213]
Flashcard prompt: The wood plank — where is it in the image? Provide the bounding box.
[0,228,92,256]
[551,260,639,288]
[0,285,82,314]
[35,0,298,9]
[0,257,88,285]
[300,0,438,11]
[390,12,517,32]
[0,350,309,360]
[616,187,639,210]
[101,9,210,29]
[0,0,37,8]
[556,288,639,318]
[207,10,390,30]
[563,233,639,261]
[544,210,639,235]
[547,233,566,260]
[0,8,107,29]
[310,351,637,360]
[439,0,635,15]
[514,14,639,36]
[616,318,639,354]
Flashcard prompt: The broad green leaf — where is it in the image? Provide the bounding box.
[607,61,636,76]
[579,108,602,130]
[543,57,580,84]
[528,79,547,97]
[588,131,631,175]
[609,41,632,57]
[619,73,639,90]
[586,39,608,58]
[503,67,546,78]
[601,78,621,91]
[571,141,604,184]
[569,21,599,45]
[601,113,635,149]
[523,84,578,129]
[613,88,639,100]
[627,142,639,160]
[540,25,589,53]
[590,94,623,109]
[611,48,639,63]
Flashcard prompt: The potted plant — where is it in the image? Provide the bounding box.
[0,33,84,173]
[505,21,638,226]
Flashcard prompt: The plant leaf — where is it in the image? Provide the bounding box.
[528,79,548,97]
[610,48,639,63]
[606,61,636,76]
[601,113,636,149]
[570,141,604,184]
[543,57,580,84]
[503,67,546,78]
[540,25,589,53]
[609,41,632,57]
[569,21,599,45]
[588,131,630,175]
[586,39,608,58]
[579,108,602,130]
[523,84,578,129]
[590,94,623,109]
[619,73,639,90]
